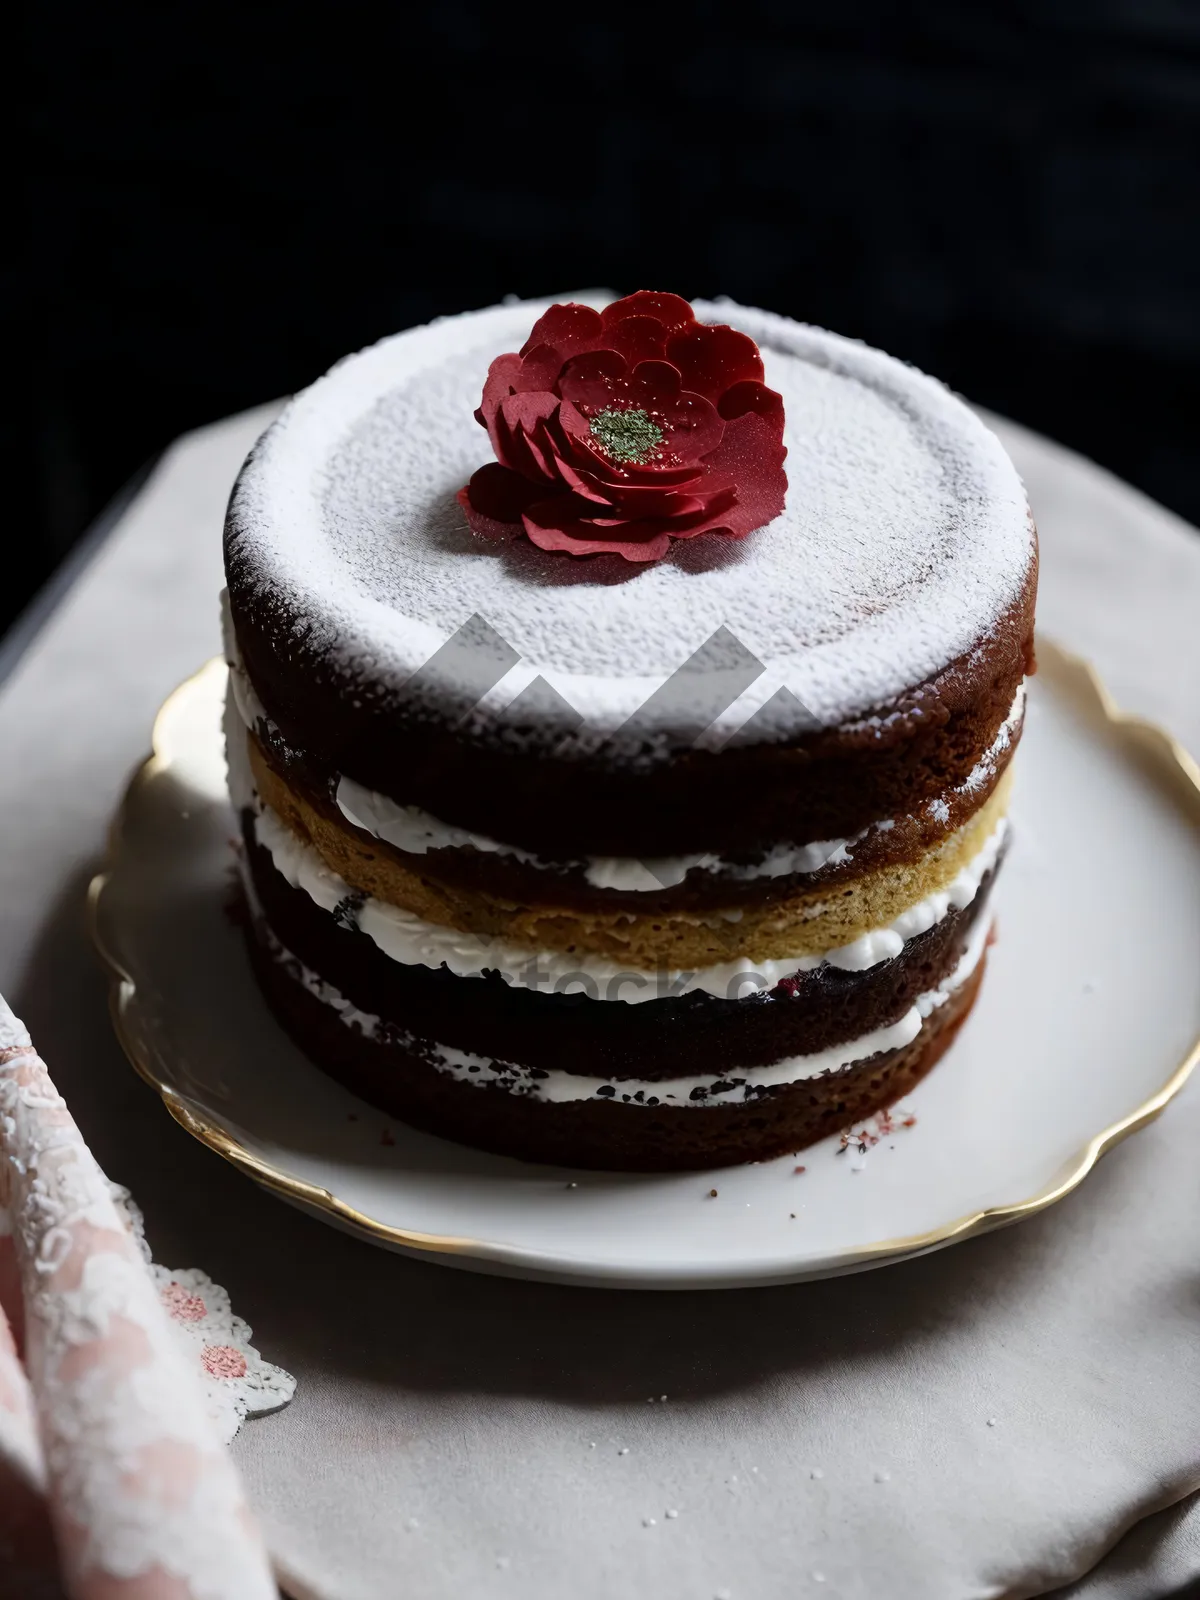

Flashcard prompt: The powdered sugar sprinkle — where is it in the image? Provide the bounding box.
[226,296,1033,748]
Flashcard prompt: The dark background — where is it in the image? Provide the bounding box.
[13,0,1200,638]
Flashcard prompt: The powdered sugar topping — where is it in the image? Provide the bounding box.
[226,295,1033,739]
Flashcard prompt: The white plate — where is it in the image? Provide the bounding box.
[91,645,1200,1289]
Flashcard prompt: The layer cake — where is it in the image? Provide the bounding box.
[222,293,1037,1170]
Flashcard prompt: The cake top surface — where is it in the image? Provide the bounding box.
[226,296,1034,744]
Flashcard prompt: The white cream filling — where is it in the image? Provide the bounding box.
[335,774,871,890]
[251,799,1006,1004]
[817,814,1006,973]
[259,903,991,1106]
[336,777,543,869]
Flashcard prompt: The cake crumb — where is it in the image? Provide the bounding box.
[794,1165,806,1174]
[708,1188,719,1198]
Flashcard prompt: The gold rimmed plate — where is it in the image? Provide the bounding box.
[89,642,1200,1289]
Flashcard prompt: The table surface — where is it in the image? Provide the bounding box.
[2,399,1200,1600]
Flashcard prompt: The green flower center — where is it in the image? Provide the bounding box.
[588,406,664,465]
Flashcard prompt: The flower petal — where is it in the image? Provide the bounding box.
[497,392,561,481]
[477,353,526,455]
[602,291,695,335]
[582,451,707,488]
[520,416,561,481]
[480,351,524,408]
[718,379,786,434]
[602,315,669,365]
[557,351,630,411]
[522,497,676,561]
[569,461,706,498]
[520,475,743,559]
[514,344,565,392]
[695,411,788,537]
[459,466,543,539]
[600,486,711,520]
[640,389,725,464]
[666,324,765,400]
[519,303,604,359]
[500,391,560,432]
[555,398,597,443]
[466,463,542,520]
[550,452,621,506]
[625,359,683,408]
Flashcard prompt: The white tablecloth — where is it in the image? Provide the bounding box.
[1,402,1199,1600]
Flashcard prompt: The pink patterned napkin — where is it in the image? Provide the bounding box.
[0,995,283,1598]
[0,1243,56,1596]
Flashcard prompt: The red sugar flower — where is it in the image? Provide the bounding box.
[457,291,788,561]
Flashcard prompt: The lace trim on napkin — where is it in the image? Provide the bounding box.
[112,1186,296,1447]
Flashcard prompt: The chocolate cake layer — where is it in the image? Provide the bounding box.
[247,919,988,1171]
[228,585,1034,859]
[242,815,999,1080]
